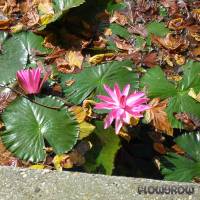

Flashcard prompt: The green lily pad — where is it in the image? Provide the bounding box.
[1,96,79,162]
[0,31,50,84]
[61,60,138,105]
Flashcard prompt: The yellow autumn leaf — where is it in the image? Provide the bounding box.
[29,164,45,170]
[79,122,96,139]
[66,51,83,69]
[188,88,200,102]
[130,117,139,126]
[82,99,96,118]
[89,53,114,65]
[11,23,23,33]
[38,2,54,14]
[118,130,131,142]
[53,154,73,171]
[174,54,185,65]
[38,2,54,25]
[40,14,54,25]
[69,106,86,123]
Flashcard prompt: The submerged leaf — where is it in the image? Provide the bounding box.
[84,121,121,175]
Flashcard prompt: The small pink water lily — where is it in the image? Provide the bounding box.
[95,84,150,134]
[16,67,49,94]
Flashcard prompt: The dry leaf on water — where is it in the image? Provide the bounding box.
[153,142,166,154]
[188,88,200,103]
[145,98,173,136]
[65,51,84,69]
[0,139,21,167]
[174,112,198,131]
[89,53,115,65]
[0,88,17,113]
[53,141,92,171]
[69,106,87,123]
[151,33,189,52]
[110,11,128,26]
[168,18,186,30]
[142,52,158,67]
[171,144,185,155]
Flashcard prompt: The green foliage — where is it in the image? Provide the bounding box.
[60,60,138,105]
[1,96,79,162]
[161,132,200,182]
[0,31,8,44]
[109,23,130,39]
[135,36,146,49]
[0,32,50,84]
[84,121,121,175]
[39,0,85,29]
[159,6,168,17]
[141,67,177,99]
[147,21,170,37]
[141,61,200,128]
[106,1,126,13]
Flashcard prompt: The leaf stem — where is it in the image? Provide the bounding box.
[0,84,71,110]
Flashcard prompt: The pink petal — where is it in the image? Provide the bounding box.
[131,105,150,112]
[94,102,116,110]
[17,70,31,93]
[127,110,143,118]
[103,84,119,103]
[39,70,50,92]
[16,67,46,94]
[127,98,149,107]
[122,84,130,96]
[126,92,145,105]
[104,112,114,129]
[114,83,122,99]
[97,95,115,104]
[115,118,123,134]
[121,111,130,124]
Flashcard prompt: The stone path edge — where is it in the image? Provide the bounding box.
[0,166,200,200]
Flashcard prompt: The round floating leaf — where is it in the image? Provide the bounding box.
[1,96,79,162]
[61,60,138,104]
[0,31,50,84]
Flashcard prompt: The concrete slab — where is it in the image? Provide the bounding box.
[0,166,199,200]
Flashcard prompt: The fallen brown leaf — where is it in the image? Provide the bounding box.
[152,33,189,52]
[65,51,84,69]
[110,11,128,26]
[153,142,166,154]
[142,52,158,67]
[168,18,186,30]
[145,98,173,136]
[174,112,197,131]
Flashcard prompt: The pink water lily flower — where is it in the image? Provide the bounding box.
[95,84,150,134]
[16,67,49,94]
